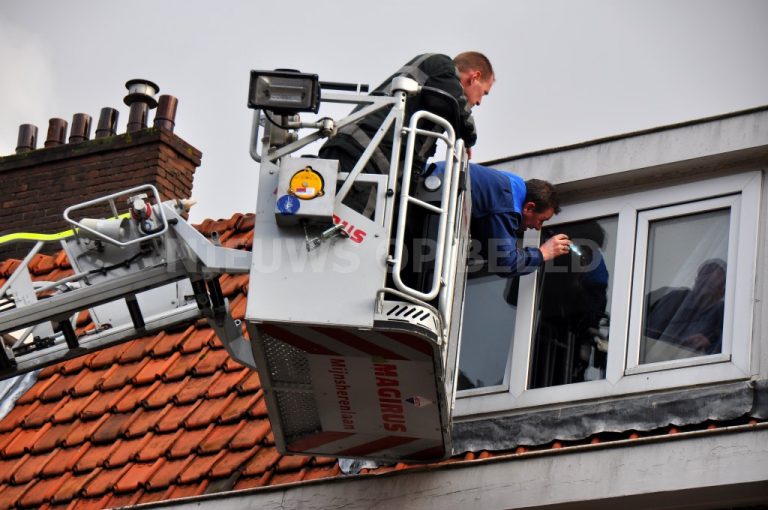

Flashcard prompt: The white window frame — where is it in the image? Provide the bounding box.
[454,171,761,418]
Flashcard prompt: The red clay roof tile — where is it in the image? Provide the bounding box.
[162,480,207,499]
[185,394,238,429]
[114,460,163,493]
[135,430,184,463]
[22,399,66,428]
[208,445,259,479]
[141,377,187,409]
[40,444,91,477]
[80,387,132,420]
[4,424,51,456]
[51,394,98,424]
[106,436,152,469]
[31,421,71,453]
[175,373,218,405]
[18,473,69,508]
[63,416,109,448]
[179,329,216,354]
[0,481,32,509]
[135,487,168,505]
[91,412,135,443]
[230,418,271,450]
[220,391,263,424]
[151,325,194,357]
[124,406,170,438]
[50,470,100,505]
[16,374,60,405]
[229,294,247,320]
[276,454,310,472]
[59,350,95,375]
[133,352,182,385]
[28,253,56,276]
[70,367,111,396]
[156,401,202,433]
[163,348,209,381]
[0,403,39,433]
[81,466,130,498]
[144,457,194,491]
[269,470,306,485]
[98,359,148,392]
[177,451,227,484]
[191,348,230,377]
[222,355,245,372]
[168,425,214,459]
[232,472,270,491]
[74,442,120,473]
[87,342,131,370]
[118,335,164,364]
[197,422,244,455]
[39,373,79,402]
[235,370,261,395]
[241,447,281,477]
[302,463,341,481]
[11,451,51,484]
[100,490,142,508]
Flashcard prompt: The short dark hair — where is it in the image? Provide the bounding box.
[454,51,495,82]
[525,179,561,214]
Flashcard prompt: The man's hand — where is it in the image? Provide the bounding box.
[539,233,571,262]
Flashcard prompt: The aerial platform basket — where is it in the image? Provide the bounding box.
[243,71,471,462]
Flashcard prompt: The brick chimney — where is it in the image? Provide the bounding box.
[0,80,201,260]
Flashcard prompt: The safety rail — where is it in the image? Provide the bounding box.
[390,110,459,304]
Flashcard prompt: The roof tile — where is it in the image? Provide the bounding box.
[163,348,209,381]
[81,466,131,498]
[209,445,259,479]
[124,406,170,438]
[269,470,305,485]
[220,391,263,423]
[185,394,238,429]
[91,412,135,443]
[156,401,202,433]
[80,387,131,420]
[87,342,131,370]
[4,424,51,456]
[235,370,261,395]
[0,402,39,432]
[50,470,100,505]
[23,399,67,428]
[232,472,271,491]
[70,367,112,397]
[191,348,230,377]
[0,455,26,484]
[141,378,188,409]
[177,451,227,484]
[303,463,341,481]
[16,374,60,405]
[100,490,142,508]
[162,480,207,499]
[229,294,247,320]
[114,459,164,493]
[241,447,281,477]
[99,359,149,392]
[51,394,98,424]
[168,425,215,459]
[59,351,95,375]
[144,457,194,491]
[28,253,56,276]
[106,435,152,468]
[230,418,271,450]
[198,422,244,454]
[133,352,182,385]
[150,325,194,357]
[277,454,310,472]
[135,430,184,463]
[39,372,79,402]
[179,329,216,354]
[112,381,156,414]
[11,451,53,484]
[40,444,91,477]
[75,442,121,473]
[18,474,68,508]
[63,416,109,448]
[118,335,164,364]
[0,481,31,510]
[33,421,72,452]
[174,373,217,405]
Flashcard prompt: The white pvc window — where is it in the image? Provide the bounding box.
[455,172,760,417]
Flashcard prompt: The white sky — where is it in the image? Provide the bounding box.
[1,0,767,223]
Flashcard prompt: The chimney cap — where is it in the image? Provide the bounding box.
[124,78,160,108]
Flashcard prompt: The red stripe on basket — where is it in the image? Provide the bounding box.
[262,324,339,355]
[336,435,420,457]
[379,331,435,357]
[313,327,407,360]
[286,431,356,452]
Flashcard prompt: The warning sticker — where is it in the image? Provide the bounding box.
[289,166,325,200]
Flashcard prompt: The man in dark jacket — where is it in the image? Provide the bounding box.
[320,52,494,213]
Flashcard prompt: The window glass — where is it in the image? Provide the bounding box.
[457,275,518,390]
[529,217,618,388]
[640,209,729,364]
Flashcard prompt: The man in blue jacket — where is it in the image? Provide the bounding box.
[434,161,571,276]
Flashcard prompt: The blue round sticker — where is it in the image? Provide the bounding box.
[276,194,300,215]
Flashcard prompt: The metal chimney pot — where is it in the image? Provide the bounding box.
[124,79,160,133]
[153,95,178,132]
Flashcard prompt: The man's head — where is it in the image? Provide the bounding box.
[454,51,495,107]
[522,179,560,231]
